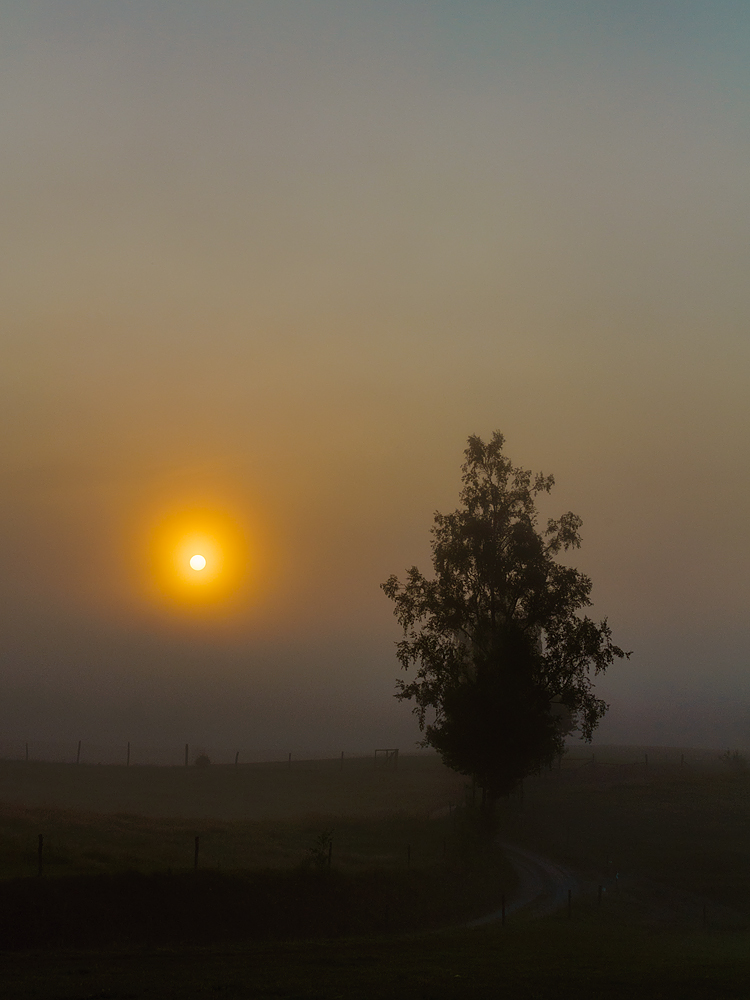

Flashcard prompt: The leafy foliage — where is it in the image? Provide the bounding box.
[382,432,628,805]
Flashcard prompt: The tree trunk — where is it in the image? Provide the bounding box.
[480,787,497,834]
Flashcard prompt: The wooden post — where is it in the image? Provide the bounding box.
[76,740,81,764]
[194,835,199,871]
[127,742,130,767]
[185,744,189,767]
[501,893,505,926]
[234,751,239,766]
[568,888,572,918]
[38,834,43,876]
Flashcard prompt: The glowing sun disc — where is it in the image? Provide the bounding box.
[189,554,206,571]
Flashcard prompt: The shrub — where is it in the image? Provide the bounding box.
[719,750,747,771]
[305,829,333,870]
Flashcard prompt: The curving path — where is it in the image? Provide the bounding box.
[467,842,583,926]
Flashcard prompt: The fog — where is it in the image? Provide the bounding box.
[1,1,749,756]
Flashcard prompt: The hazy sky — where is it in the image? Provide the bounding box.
[2,1,749,757]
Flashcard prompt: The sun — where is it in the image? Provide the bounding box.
[146,506,251,608]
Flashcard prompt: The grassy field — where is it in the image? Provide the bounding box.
[500,745,750,922]
[1,747,750,997]
[0,753,468,881]
[0,754,518,952]
[0,752,467,821]
[1,897,749,998]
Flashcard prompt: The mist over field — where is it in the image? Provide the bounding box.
[1,1,749,755]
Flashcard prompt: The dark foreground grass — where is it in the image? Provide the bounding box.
[3,751,750,996]
[2,907,749,999]
[0,843,515,950]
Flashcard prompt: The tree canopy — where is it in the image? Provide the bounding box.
[382,432,628,809]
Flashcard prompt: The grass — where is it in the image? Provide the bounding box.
[0,753,466,820]
[0,804,464,879]
[498,749,750,920]
[2,747,750,996]
[0,756,518,951]
[1,909,749,998]
[0,754,467,881]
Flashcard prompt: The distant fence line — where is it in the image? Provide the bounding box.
[554,748,738,773]
[0,740,735,771]
[0,739,414,768]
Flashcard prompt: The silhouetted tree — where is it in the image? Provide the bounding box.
[382,432,628,822]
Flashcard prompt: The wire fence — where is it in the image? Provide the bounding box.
[0,739,738,772]
[0,738,416,768]
[554,745,742,774]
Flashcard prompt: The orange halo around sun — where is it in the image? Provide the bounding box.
[147,506,251,608]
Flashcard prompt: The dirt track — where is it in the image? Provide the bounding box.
[475,843,748,932]
[468,842,583,926]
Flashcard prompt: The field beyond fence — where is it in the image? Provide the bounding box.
[1,744,749,991]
